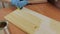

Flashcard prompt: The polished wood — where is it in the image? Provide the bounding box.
[0,3,60,34]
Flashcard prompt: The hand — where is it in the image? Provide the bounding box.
[11,0,28,8]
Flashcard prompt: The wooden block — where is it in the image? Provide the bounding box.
[5,7,42,34]
[0,30,4,34]
[5,7,60,34]
[34,19,60,34]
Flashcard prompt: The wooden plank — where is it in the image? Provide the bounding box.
[5,7,60,34]
[0,30,4,34]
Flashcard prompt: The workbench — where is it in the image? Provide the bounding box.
[0,3,60,34]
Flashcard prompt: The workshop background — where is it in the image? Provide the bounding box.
[0,1,12,9]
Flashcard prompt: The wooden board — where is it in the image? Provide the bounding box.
[5,7,60,34]
[0,30,4,34]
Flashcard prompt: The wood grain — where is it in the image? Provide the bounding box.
[5,7,60,34]
[0,3,60,34]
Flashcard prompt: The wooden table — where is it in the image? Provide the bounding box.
[0,3,60,34]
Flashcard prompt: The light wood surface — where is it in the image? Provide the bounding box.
[0,3,60,34]
[5,7,60,34]
[5,7,42,34]
[0,30,4,34]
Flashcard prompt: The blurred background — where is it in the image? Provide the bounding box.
[0,1,12,9]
